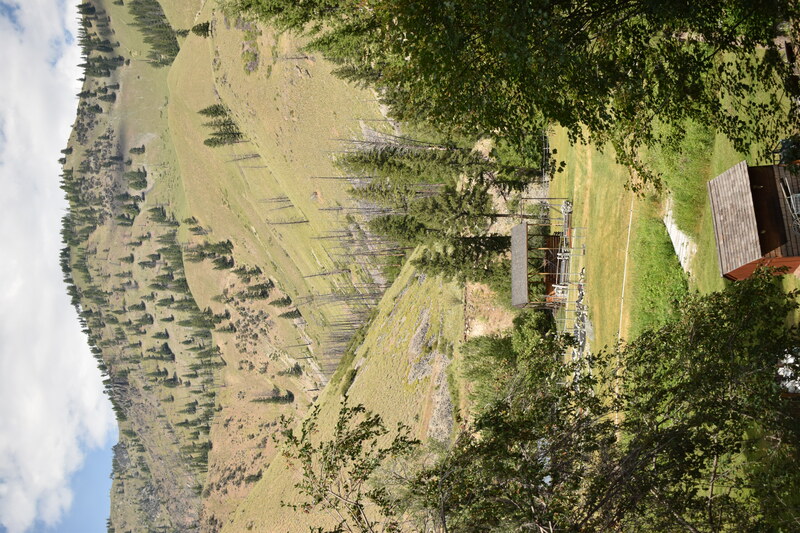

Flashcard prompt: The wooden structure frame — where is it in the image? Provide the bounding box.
[708,161,800,280]
[511,200,585,309]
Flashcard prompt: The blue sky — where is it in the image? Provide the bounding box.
[0,1,118,532]
[30,445,115,533]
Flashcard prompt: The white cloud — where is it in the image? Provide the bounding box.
[0,1,117,532]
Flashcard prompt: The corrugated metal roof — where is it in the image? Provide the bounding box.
[511,222,529,307]
[707,161,762,276]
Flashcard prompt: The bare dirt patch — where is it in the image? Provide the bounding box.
[463,282,515,339]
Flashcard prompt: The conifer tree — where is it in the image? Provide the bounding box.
[191,22,211,37]
[197,104,228,117]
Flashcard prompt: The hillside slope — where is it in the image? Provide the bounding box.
[60,0,467,531]
[223,254,465,532]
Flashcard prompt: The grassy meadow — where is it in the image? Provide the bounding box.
[223,254,465,532]
[548,128,639,348]
[168,4,393,370]
[549,115,791,347]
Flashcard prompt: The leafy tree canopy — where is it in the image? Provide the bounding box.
[285,271,800,532]
[414,270,800,531]
[224,0,799,183]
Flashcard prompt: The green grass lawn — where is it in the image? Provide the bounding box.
[627,199,689,336]
[549,121,760,346]
[549,128,640,348]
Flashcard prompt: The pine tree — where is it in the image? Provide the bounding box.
[367,215,426,245]
[191,22,211,37]
[197,104,228,117]
[411,182,494,236]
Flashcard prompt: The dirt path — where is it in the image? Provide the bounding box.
[617,193,635,343]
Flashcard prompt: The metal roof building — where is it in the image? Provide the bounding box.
[510,201,582,308]
[708,161,800,280]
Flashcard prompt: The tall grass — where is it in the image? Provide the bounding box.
[628,202,689,336]
[643,121,715,237]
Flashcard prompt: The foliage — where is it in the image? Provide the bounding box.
[124,168,148,190]
[238,281,274,299]
[279,363,303,377]
[128,0,180,66]
[223,0,799,183]
[288,272,800,531]
[341,142,541,199]
[253,386,295,404]
[197,104,228,117]
[185,239,234,263]
[342,143,525,281]
[340,143,505,188]
[777,133,800,174]
[269,295,293,307]
[279,309,302,319]
[414,336,612,532]
[280,397,420,532]
[340,368,357,395]
[462,310,554,410]
[191,22,211,38]
[198,104,244,146]
[78,54,124,78]
[628,203,689,335]
[617,270,800,531]
[412,270,800,531]
[643,120,716,235]
[412,235,510,283]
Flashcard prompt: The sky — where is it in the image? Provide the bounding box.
[0,1,118,532]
